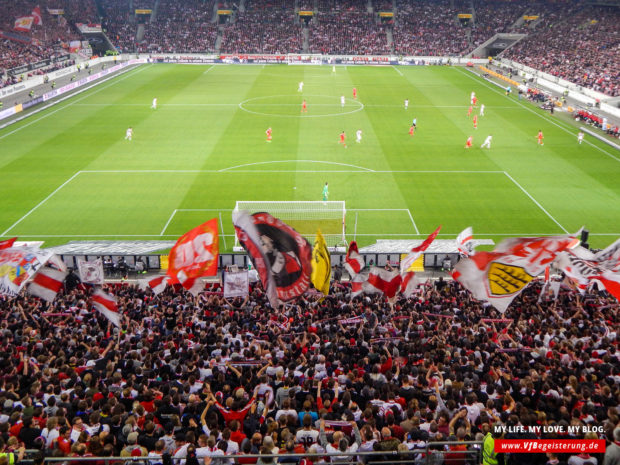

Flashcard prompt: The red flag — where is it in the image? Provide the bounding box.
[27,266,67,302]
[0,238,17,250]
[139,275,169,295]
[400,226,441,273]
[92,289,121,327]
[453,235,579,313]
[350,272,366,298]
[366,267,402,298]
[167,219,219,292]
[31,6,42,25]
[344,241,364,276]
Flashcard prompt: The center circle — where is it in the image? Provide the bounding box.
[238,94,364,118]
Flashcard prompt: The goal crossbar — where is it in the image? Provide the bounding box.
[233,201,346,248]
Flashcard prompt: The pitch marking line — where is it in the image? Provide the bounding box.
[392,65,404,77]
[456,67,620,163]
[1,171,82,236]
[0,65,152,140]
[502,171,568,234]
[219,160,376,172]
[160,209,178,236]
[0,169,573,238]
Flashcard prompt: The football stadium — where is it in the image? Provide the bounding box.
[0,1,619,464]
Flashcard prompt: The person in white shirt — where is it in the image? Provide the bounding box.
[404,99,409,110]
[125,127,133,141]
[471,91,475,105]
[151,98,157,109]
[356,129,362,143]
[319,420,361,462]
[481,134,492,149]
[298,81,304,92]
[479,104,485,116]
[341,95,345,108]
[578,131,584,144]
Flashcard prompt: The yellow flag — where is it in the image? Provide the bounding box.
[311,229,331,295]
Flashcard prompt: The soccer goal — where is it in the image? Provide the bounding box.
[233,201,346,249]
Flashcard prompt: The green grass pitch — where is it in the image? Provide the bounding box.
[1,64,619,251]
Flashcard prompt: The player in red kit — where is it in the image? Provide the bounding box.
[537,130,544,146]
[467,106,473,117]
[473,115,478,129]
[339,131,347,148]
[409,125,415,137]
[301,99,307,113]
[472,96,477,107]
[266,127,272,142]
[465,136,473,148]
[353,87,357,99]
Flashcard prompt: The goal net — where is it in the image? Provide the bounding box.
[233,201,346,248]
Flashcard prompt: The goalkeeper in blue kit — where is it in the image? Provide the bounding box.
[322,182,329,204]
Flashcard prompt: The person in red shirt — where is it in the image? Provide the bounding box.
[266,127,272,142]
[353,87,357,99]
[339,131,347,148]
[301,100,307,113]
[465,136,473,149]
[467,106,472,117]
[537,130,544,145]
[409,125,415,137]
[473,115,478,129]
[56,426,72,455]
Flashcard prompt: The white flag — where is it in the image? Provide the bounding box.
[77,258,104,285]
[92,289,121,327]
[456,227,475,257]
[224,271,249,299]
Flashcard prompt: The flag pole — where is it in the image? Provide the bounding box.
[219,212,227,251]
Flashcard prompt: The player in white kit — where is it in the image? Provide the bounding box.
[151,98,157,109]
[341,95,345,107]
[481,134,492,149]
[298,81,304,92]
[125,127,133,141]
[356,129,362,143]
[479,104,485,116]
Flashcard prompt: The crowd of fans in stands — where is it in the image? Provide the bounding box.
[393,0,469,56]
[0,273,618,465]
[140,0,218,54]
[220,0,301,55]
[504,5,619,97]
[309,12,389,55]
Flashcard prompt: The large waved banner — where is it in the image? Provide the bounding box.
[0,246,55,297]
[554,239,620,300]
[233,211,312,306]
[453,235,578,313]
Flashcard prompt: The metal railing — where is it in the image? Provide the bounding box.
[25,442,483,465]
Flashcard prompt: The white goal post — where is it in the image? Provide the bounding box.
[233,201,346,249]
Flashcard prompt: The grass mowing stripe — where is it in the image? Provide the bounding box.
[455,67,620,163]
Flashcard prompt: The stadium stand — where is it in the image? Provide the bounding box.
[0,276,618,464]
[393,0,469,56]
[503,5,620,97]
[219,0,301,55]
[139,0,218,54]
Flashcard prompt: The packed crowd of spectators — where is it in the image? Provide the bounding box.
[0,0,81,75]
[100,0,136,53]
[309,12,389,55]
[139,0,218,54]
[0,270,618,465]
[504,5,620,97]
[469,1,524,48]
[393,0,469,56]
[220,0,301,55]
